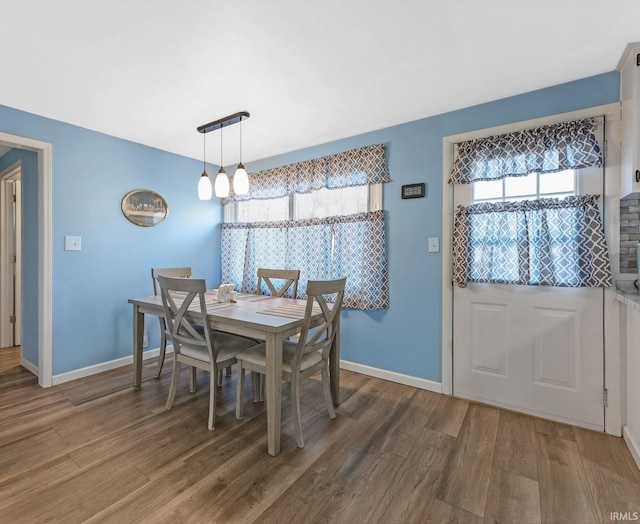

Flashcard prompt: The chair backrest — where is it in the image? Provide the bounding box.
[256,268,300,298]
[151,267,192,296]
[156,275,213,360]
[295,278,346,363]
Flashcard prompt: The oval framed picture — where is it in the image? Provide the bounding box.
[121,189,168,227]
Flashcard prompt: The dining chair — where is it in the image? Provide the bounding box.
[158,275,263,430]
[251,268,302,399]
[151,267,192,377]
[235,277,346,447]
[256,268,300,298]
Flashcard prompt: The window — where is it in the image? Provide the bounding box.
[220,145,390,310]
[472,169,576,203]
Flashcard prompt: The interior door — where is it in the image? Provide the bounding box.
[0,164,21,348]
[452,136,606,431]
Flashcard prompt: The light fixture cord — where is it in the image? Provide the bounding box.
[203,132,206,171]
[220,125,223,167]
[239,118,243,164]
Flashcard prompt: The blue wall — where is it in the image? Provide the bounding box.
[242,71,620,382]
[0,70,620,381]
[0,106,222,374]
[0,149,38,364]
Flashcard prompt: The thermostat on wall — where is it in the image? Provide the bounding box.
[401,183,425,199]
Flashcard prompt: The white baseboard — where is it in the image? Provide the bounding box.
[340,360,442,394]
[20,357,38,377]
[51,345,173,386]
[623,425,640,470]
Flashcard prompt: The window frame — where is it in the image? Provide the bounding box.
[223,183,383,223]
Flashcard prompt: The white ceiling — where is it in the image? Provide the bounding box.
[1,1,639,165]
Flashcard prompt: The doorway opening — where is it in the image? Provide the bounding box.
[0,132,52,387]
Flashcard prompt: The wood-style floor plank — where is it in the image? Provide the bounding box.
[574,427,640,523]
[484,466,541,524]
[0,351,638,523]
[437,403,500,517]
[536,432,600,524]
[493,409,539,481]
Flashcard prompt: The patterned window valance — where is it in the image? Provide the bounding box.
[449,118,603,184]
[223,144,390,203]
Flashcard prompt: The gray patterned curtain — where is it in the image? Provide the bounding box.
[223,144,390,202]
[449,118,603,184]
[221,211,389,309]
[452,195,611,287]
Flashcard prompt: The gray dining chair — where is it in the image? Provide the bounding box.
[158,275,263,430]
[235,277,346,447]
[252,268,301,400]
[151,267,192,377]
[256,268,300,298]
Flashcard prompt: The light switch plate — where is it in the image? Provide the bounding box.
[428,237,440,253]
[64,236,81,251]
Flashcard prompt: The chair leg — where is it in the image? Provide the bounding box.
[189,366,197,393]
[218,365,233,385]
[155,328,166,378]
[321,365,336,419]
[251,372,261,402]
[236,364,246,419]
[166,359,181,410]
[208,366,217,430]
[291,374,305,448]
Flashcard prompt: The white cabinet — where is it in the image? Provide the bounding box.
[619,43,640,197]
[622,297,640,470]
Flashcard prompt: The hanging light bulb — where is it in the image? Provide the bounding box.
[198,172,213,200]
[214,126,230,198]
[233,117,249,195]
[215,167,230,198]
[198,131,212,200]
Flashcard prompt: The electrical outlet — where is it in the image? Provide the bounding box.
[428,237,440,253]
[64,235,81,251]
[143,331,149,348]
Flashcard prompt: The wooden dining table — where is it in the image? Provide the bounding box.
[128,292,341,456]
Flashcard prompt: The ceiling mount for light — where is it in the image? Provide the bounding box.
[196,111,250,199]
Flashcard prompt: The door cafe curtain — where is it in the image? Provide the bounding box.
[221,145,390,310]
[449,118,612,288]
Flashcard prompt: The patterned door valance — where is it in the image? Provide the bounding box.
[223,144,390,203]
[449,118,603,184]
[452,195,611,288]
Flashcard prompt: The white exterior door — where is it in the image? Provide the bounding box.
[452,138,606,430]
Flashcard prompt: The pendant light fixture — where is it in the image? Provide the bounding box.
[214,126,230,198]
[197,131,213,200]
[233,117,249,195]
[197,111,250,199]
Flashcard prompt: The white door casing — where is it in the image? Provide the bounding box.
[441,103,622,434]
[0,132,52,387]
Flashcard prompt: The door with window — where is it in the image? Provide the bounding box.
[451,119,609,430]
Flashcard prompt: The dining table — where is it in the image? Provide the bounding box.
[128,291,341,456]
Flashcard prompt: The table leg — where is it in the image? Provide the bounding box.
[133,304,144,387]
[329,319,341,406]
[265,331,283,456]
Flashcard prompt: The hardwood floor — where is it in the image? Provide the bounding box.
[0,348,639,523]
